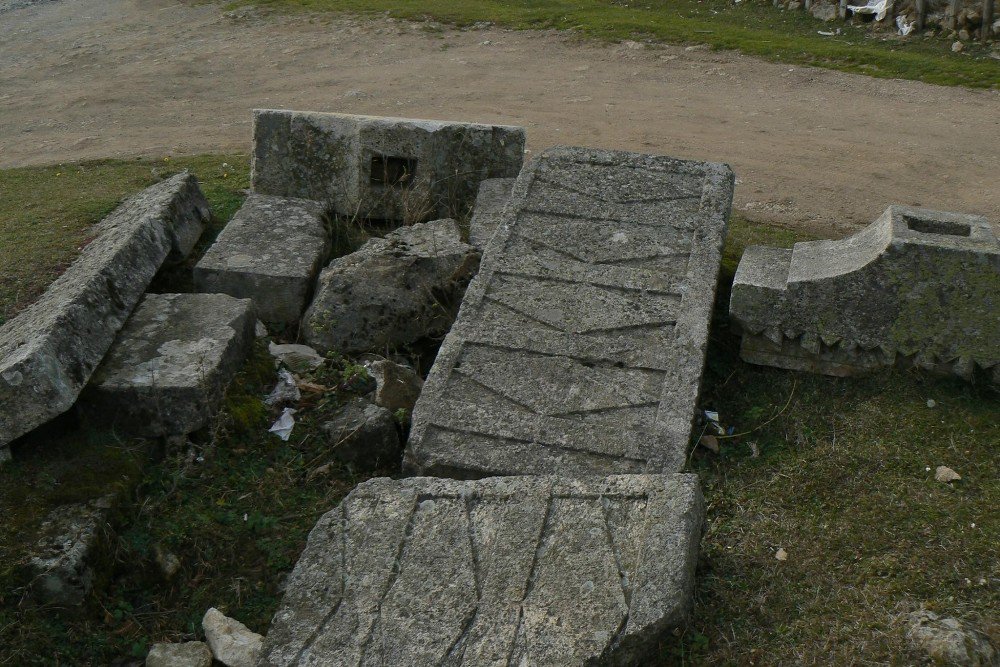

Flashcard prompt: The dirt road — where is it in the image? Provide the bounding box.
[1,0,997,233]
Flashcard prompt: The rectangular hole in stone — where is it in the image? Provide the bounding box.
[370,155,417,187]
[904,215,971,237]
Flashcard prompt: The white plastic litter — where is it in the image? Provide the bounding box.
[269,408,297,441]
[847,0,888,20]
[896,15,916,35]
[265,369,301,407]
[818,30,835,35]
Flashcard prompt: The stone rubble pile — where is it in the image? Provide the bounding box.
[5,107,992,666]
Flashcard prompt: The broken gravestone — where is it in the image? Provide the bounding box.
[404,146,734,477]
[258,474,704,666]
[468,177,515,249]
[194,194,330,328]
[730,205,1000,382]
[0,173,209,454]
[302,219,480,355]
[251,110,525,222]
[83,293,256,437]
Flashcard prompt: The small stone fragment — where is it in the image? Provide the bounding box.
[268,342,325,373]
[146,641,213,667]
[28,495,114,605]
[905,610,996,667]
[927,399,937,408]
[775,548,789,561]
[935,466,961,483]
[699,434,720,454]
[367,359,424,413]
[953,40,965,52]
[320,398,401,470]
[202,607,263,667]
[154,544,182,579]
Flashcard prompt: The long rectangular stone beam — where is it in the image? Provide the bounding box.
[404,146,734,477]
[0,173,209,451]
[259,474,704,667]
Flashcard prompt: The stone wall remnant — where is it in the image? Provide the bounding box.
[251,110,525,222]
[404,146,734,477]
[258,474,704,667]
[729,205,999,381]
[0,173,209,454]
[194,194,330,328]
[468,177,515,248]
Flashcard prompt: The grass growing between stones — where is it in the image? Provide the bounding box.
[0,161,996,664]
[0,154,250,327]
[240,0,1000,88]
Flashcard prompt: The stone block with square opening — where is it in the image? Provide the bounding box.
[251,110,526,223]
[257,474,704,667]
[730,205,1000,381]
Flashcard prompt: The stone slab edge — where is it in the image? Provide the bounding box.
[0,172,209,450]
[407,146,734,475]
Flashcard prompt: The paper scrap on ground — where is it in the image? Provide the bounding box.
[269,408,297,441]
[848,0,888,20]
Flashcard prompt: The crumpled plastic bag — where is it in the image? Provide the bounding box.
[268,407,297,441]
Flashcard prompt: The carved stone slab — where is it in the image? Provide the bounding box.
[404,147,734,477]
[194,194,330,327]
[730,205,1000,381]
[252,110,525,222]
[258,474,704,667]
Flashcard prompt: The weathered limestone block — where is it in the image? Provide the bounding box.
[0,173,209,452]
[730,205,1000,381]
[203,607,264,667]
[194,195,330,327]
[404,147,734,477]
[368,359,424,413]
[28,495,114,605]
[83,293,256,437]
[258,474,704,667]
[251,110,525,222]
[302,219,480,355]
[468,177,515,248]
[146,642,213,667]
[320,397,402,471]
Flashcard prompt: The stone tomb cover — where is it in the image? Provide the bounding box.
[405,146,734,477]
[258,474,704,667]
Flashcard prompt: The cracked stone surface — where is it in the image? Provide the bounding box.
[404,146,734,477]
[730,205,1000,382]
[0,172,209,451]
[252,110,525,222]
[468,177,515,249]
[83,293,256,437]
[257,474,704,667]
[194,194,330,327]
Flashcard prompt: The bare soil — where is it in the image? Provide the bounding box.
[1,0,997,235]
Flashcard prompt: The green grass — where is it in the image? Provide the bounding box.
[241,0,1000,88]
[0,158,996,664]
[0,154,249,326]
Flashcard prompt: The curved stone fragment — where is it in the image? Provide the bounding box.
[730,205,1000,381]
[257,474,704,667]
[0,172,209,451]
